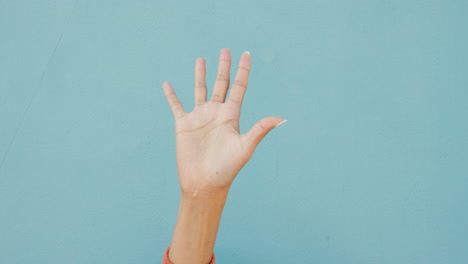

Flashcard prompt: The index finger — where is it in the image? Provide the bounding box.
[227,51,251,106]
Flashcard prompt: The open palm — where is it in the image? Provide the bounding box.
[163,49,286,194]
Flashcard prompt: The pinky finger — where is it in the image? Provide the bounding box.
[162,82,186,120]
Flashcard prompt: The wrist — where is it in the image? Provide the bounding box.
[179,171,234,197]
[180,188,229,208]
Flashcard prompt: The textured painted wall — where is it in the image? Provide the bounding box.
[1,1,467,263]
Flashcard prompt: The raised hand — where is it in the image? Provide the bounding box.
[162,48,286,195]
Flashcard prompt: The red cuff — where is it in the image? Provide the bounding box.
[162,246,216,264]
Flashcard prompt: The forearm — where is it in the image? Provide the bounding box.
[169,189,228,264]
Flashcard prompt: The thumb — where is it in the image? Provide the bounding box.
[243,116,287,150]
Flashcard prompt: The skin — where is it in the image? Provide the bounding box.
[162,48,286,264]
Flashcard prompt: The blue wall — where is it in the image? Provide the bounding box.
[1,1,467,263]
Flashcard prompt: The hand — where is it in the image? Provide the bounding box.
[162,48,286,195]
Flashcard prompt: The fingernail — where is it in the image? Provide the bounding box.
[244,51,250,55]
[275,119,287,128]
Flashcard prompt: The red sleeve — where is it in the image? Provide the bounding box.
[162,246,216,264]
